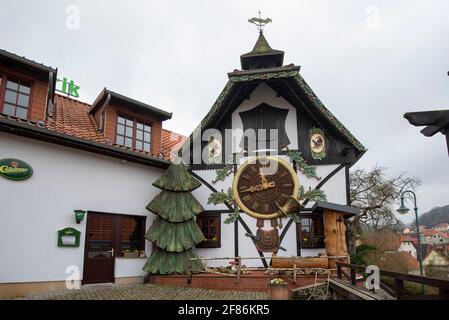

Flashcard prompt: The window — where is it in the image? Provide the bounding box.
[116,115,151,152]
[196,213,221,248]
[2,78,31,119]
[119,215,145,254]
[86,213,146,259]
[297,215,325,249]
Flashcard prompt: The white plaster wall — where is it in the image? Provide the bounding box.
[0,133,163,283]
[115,258,147,278]
[231,83,298,153]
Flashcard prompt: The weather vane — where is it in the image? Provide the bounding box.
[248,10,272,34]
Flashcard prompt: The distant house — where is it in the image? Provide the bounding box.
[423,249,449,267]
[421,230,449,245]
[403,227,411,234]
[435,223,449,232]
[398,236,418,259]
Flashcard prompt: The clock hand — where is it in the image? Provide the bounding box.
[240,181,276,193]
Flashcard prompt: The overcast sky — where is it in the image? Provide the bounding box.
[1,0,448,223]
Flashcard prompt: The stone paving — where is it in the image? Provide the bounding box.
[15,283,268,300]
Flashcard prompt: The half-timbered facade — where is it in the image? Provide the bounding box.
[183,29,365,268]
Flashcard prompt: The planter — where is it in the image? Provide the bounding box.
[123,251,139,258]
[269,283,289,300]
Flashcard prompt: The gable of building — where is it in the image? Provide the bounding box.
[183,35,366,167]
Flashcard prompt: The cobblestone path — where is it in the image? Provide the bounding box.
[16,284,268,300]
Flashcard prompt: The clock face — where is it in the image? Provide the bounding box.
[233,156,299,219]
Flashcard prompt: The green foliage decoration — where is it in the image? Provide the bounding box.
[207,188,240,224]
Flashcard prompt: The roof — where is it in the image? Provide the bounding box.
[404,109,449,156]
[0,48,56,74]
[240,32,284,70]
[161,129,187,161]
[0,94,182,166]
[47,95,105,143]
[89,88,172,121]
[404,109,449,137]
[436,223,449,229]
[397,252,420,271]
[311,201,360,217]
[184,65,366,157]
[421,229,437,237]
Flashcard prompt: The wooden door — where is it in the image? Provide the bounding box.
[83,213,115,284]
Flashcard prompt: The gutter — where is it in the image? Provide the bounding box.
[0,117,170,169]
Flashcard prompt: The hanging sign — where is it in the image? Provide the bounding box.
[0,158,33,181]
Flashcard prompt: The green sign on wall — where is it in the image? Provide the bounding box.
[57,227,81,247]
[0,158,33,181]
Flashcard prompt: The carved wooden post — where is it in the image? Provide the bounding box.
[350,267,357,286]
[395,279,404,300]
[235,256,241,284]
[323,210,348,269]
[337,264,342,279]
[292,255,297,283]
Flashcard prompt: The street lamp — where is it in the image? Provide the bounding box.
[397,190,425,293]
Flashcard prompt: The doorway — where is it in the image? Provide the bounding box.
[82,212,147,284]
[83,213,115,284]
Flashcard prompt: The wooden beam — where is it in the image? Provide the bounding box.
[279,163,347,246]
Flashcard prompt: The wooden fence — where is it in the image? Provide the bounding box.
[336,262,449,300]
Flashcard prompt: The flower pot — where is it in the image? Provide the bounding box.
[269,283,289,300]
[123,251,139,258]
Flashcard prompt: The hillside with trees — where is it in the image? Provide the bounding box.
[411,205,449,228]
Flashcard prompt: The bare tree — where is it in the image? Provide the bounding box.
[347,166,421,254]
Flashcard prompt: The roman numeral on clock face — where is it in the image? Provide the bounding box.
[251,201,259,211]
[280,193,289,200]
[264,203,270,213]
[280,171,288,178]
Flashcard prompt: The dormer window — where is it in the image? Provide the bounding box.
[1,76,31,119]
[115,114,151,152]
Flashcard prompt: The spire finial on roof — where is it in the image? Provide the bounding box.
[248,10,272,34]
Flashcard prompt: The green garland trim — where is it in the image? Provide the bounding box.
[207,188,240,224]
[287,150,321,180]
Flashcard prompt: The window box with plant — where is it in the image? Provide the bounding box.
[269,278,289,300]
[122,249,139,258]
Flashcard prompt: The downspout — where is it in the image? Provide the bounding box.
[97,93,111,132]
[46,68,57,118]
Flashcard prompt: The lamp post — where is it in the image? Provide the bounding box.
[397,190,425,294]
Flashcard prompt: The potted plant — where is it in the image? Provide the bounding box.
[269,278,289,300]
[123,249,139,258]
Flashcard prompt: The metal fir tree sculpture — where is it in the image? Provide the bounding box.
[143,163,205,274]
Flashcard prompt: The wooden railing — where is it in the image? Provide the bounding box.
[336,262,449,300]
[186,256,343,285]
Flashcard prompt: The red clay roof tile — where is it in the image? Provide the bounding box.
[1,94,182,162]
